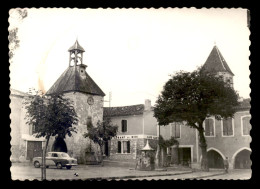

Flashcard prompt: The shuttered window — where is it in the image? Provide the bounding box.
[118,141,130,154]
[127,141,130,153]
[29,125,35,135]
[121,120,127,132]
[117,141,121,153]
[171,123,180,138]
[223,118,233,136]
[242,116,251,136]
[205,119,214,136]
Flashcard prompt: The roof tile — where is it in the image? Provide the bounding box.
[104,104,145,117]
[46,65,105,96]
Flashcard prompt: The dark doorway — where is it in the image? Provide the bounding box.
[178,147,191,166]
[104,141,109,156]
[234,149,251,169]
[52,137,67,153]
[207,150,224,168]
[27,141,42,161]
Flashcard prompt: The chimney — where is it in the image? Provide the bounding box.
[144,99,151,111]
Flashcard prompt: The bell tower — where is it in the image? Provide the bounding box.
[46,40,105,163]
[201,44,234,88]
[68,40,85,67]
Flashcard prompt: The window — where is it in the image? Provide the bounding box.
[117,141,130,153]
[171,123,180,138]
[29,125,35,135]
[222,118,233,136]
[242,116,251,136]
[204,119,214,137]
[87,116,93,127]
[117,141,121,153]
[52,153,58,157]
[121,120,127,132]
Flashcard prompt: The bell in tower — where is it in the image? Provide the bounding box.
[68,40,85,67]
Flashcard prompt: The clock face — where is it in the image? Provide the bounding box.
[87,97,94,105]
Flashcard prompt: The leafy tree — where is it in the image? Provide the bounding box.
[24,89,78,180]
[9,9,28,62]
[158,135,179,166]
[154,68,239,171]
[83,118,118,165]
[158,135,179,149]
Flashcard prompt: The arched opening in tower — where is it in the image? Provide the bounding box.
[52,137,68,153]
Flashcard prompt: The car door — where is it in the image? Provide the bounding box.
[45,153,56,166]
[51,153,59,165]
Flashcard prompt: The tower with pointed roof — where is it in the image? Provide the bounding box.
[201,44,234,88]
[46,40,105,164]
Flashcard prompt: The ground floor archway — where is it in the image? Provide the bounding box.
[51,137,67,153]
[207,150,224,168]
[234,149,251,169]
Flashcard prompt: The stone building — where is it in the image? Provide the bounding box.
[161,45,251,169]
[10,40,106,164]
[10,89,46,162]
[103,99,158,162]
[45,40,105,164]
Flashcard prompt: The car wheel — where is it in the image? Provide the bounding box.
[56,162,62,169]
[34,161,40,168]
[66,166,72,170]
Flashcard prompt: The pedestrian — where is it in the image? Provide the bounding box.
[223,157,229,173]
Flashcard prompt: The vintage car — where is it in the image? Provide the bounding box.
[33,152,78,169]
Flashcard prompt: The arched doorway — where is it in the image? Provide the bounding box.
[234,149,251,169]
[207,150,224,168]
[52,137,68,153]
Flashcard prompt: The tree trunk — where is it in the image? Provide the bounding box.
[171,145,179,165]
[42,135,50,180]
[100,144,104,166]
[198,125,209,172]
[161,148,166,167]
[155,144,161,168]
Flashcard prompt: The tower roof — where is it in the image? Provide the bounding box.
[46,66,105,96]
[68,40,85,52]
[201,45,234,76]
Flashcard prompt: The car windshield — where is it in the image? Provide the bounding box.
[60,153,70,158]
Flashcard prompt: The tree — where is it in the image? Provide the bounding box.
[9,9,28,62]
[83,118,118,165]
[158,135,179,166]
[24,89,78,180]
[153,68,239,171]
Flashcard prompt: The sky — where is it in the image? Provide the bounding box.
[9,8,250,107]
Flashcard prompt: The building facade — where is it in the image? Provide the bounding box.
[103,99,158,162]
[10,89,46,162]
[161,99,251,169]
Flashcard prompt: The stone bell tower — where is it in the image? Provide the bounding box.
[46,40,105,164]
